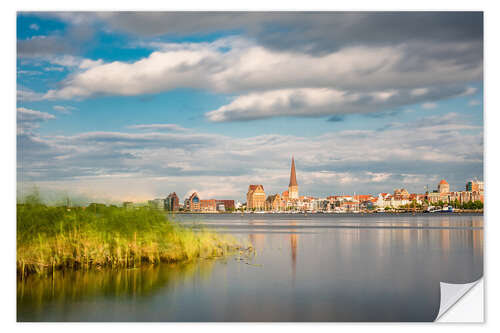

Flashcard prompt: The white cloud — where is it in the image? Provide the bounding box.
[460,86,478,96]
[79,58,104,69]
[205,86,472,122]
[39,38,482,106]
[18,112,482,201]
[207,88,360,121]
[421,102,437,109]
[44,66,65,72]
[127,124,189,132]
[17,87,44,102]
[468,99,481,106]
[410,88,428,96]
[29,23,39,31]
[48,55,85,67]
[17,107,55,121]
[53,105,76,114]
[367,172,392,182]
[17,107,55,134]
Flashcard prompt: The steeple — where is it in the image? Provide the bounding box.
[289,156,298,187]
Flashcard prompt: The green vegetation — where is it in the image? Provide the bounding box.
[397,199,483,211]
[448,200,483,210]
[17,194,241,278]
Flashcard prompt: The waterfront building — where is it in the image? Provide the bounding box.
[354,194,376,202]
[247,185,266,211]
[216,199,235,211]
[466,180,484,192]
[448,190,484,204]
[376,192,411,208]
[266,194,282,211]
[165,192,179,211]
[340,200,359,212]
[200,199,217,212]
[288,157,299,200]
[393,188,410,200]
[426,179,455,204]
[282,190,289,201]
[427,191,442,204]
[184,192,201,211]
[312,198,330,211]
[438,179,450,193]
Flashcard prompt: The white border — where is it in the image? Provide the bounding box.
[3,1,498,331]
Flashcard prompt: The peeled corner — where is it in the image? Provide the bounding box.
[435,278,483,322]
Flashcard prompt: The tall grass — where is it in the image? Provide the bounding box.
[17,201,240,277]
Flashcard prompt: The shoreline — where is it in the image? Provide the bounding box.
[17,204,242,278]
[168,211,484,215]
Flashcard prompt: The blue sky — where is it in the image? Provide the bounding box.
[17,12,483,203]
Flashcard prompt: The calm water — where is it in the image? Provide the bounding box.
[17,213,483,322]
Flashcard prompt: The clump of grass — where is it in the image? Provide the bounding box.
[17,201,241,278]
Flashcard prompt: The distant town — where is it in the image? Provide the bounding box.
[123,157,484,214]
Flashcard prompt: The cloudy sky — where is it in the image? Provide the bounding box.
[17,12,483,203]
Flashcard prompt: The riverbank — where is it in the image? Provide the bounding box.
[17,203,242,278]
[171,210,483,215]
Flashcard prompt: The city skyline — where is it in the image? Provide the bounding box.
[17,12,483,203]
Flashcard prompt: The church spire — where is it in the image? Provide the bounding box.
[289,156,298,187]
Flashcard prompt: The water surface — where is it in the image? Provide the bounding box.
[17,213,483,322]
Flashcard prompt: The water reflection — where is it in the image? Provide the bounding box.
[17,260,215,322]
[290,222,299,284]
[18,214,483,322]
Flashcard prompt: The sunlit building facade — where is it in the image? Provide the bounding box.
[288,157,299,200]
[247,185,266,211]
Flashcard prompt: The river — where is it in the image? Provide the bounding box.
[17,213,483,322]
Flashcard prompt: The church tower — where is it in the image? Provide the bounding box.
[288,156,299,199]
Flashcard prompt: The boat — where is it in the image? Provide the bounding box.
[440,206,454,213]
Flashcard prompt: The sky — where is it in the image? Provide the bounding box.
[16,12,484,204]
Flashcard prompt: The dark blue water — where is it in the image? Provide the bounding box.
[17,213,483,322]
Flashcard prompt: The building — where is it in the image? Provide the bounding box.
[184,192,201,211]
[266,194,282,211]
[247,185,266,211]
[288,157,299,199]
[165,192,179,211]
[466,180,484,192]
[393,188,410,200]
[427,179,453,204]
[200,199,217,212]
[282,190,289,201]
[438,179,450,193]
[216,199,235,211]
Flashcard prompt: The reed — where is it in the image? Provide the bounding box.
[17,202,240,277]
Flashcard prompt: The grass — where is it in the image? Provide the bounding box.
[17,200,241,278]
